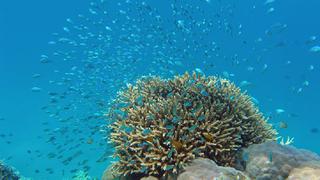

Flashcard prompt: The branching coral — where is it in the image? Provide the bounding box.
[107,71,277,177]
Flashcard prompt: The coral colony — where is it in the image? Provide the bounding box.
[108,71,277,177]
[0,161,19,180]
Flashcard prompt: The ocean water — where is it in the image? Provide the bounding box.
[0,0,320,179]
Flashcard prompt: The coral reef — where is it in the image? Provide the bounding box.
[102,142,320,180]
[0,161,20,180]
[238,141,320,180]
[107,71,276,177]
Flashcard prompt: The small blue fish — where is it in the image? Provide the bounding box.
[310,46,320,53]
[268,151,273,162]
[31,87,42,92]
[200,89,209,96]
[142,129,151,136]
[188,125,197,132]
[172,116,181,124]
[198,115,205,121]
[195,68,204,74]
[242,152,249,162]
[135,95,144,106]
[184,101,192,107]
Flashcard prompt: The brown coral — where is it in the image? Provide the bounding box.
[107,71,276,177]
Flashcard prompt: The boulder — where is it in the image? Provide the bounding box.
[177,158,250,180]
[239,141,320,179]
[287,166,320,180]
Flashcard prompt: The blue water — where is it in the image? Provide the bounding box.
[1,0,320,179]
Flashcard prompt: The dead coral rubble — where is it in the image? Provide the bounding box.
[107,71,276,177]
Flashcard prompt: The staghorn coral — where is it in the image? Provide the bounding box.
[107,71,277,177]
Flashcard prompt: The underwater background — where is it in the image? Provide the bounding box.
[0,0,320,179]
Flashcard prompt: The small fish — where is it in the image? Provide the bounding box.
[105,26,112,31]
[288,113,299,118]
[275,109,285,114]
[32,74,41,78]
[310,46,320,53]
[310,128,319,133]
[48,41,56,45]
[222,71,230,78]
[195,68,204,74]
[268,151,273,162]
[70,169,78,173]
[174,61,183,66]
[305,36,317,44]
[47,152,56,159]
[267,7,275,13]
[242,152,249,162]
[309,65,314,71]
[240,80,252,87]
[264,0,275,5]
[40,58,50,64]
[63,27,70,32]
[31,87,42,92]
[145,136,153,143]
[262,64,268,72]
[172,140,183,152]
[202,132,213,141]
[87,138,94,144]
[279,121,288,129]
[247,66,254,71]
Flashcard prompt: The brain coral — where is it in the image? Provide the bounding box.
[108,71,277,177]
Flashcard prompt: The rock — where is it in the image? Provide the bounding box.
[102,164,152,180]
[102,164,127,180]
[239,141,320,179]
[177,158,250,180]
[141,176,158,180]
[102,168,117,180]
[287,166,320,180]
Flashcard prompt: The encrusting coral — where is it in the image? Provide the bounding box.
[107,71,277,177]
